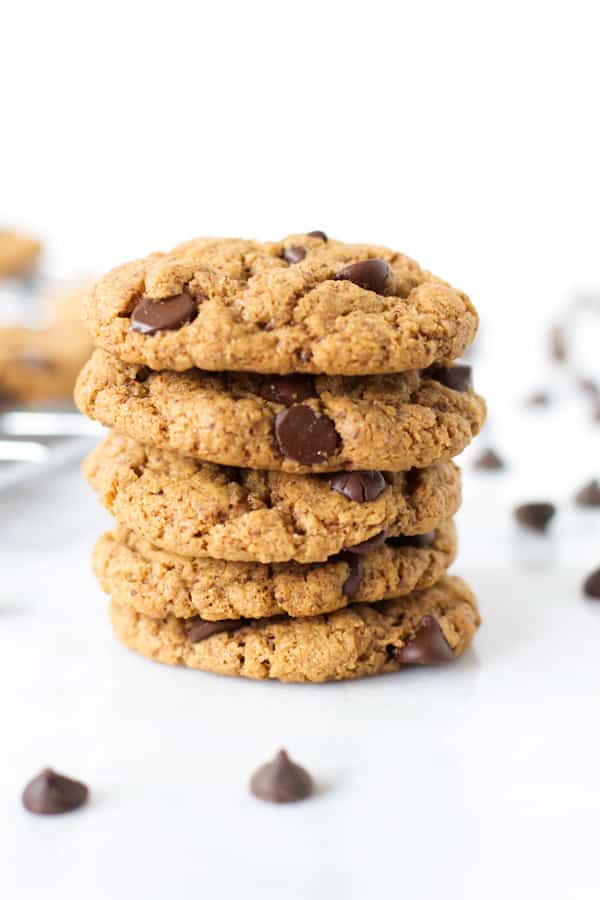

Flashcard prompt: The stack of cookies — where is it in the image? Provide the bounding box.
[75,233,486,683]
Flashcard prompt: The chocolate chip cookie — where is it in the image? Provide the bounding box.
[82,234,479,375]
[0,230,41,278]
[109,575,480,682]
[93,520,457,620]
[83,432,462,563]
[76,349,486,472]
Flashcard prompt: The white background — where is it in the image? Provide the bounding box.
[2,1,600,898]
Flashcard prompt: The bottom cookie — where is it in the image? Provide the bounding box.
[109,575,480,683]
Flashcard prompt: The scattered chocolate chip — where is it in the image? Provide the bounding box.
[393,615,454,665]
[250,750,313,804]
[524,391,550,407]
[579,378,599,397]
[17,352,54,371]
[339,552,364,598]
[22,768,88,815]
[333,258,390,294]
[130,291,197,335]
[282,245,307,264]
[185,617,245,643]
[307,230,327,241]
[386,531,436,549]
[550,324,566,362]
[275,405,340,465]
[345,531,388,555]
[329,471,386,503]
[583,567,600,598]
[0,389,17,409]
[473,448,505,470]
[514,502,556,533]
[426,364,473,392]
[257,375,317,406]
[575,479,600,506]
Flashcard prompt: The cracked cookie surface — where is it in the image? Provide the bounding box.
[93,520,457,620]
[82,234,479,375]
[76,349,486,472]
[83,432,462,563]
[109,575,480,683]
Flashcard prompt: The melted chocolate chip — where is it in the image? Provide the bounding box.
[340,552,364,598]
[473,448,505,470]
[307,230,327,241]
[250,750,313,803]
[257,375,317,406]
[386,531,436,549]
[275,405,340,465]
[333,258,390,294]
[393,615,454,665]
[130,291,197,335]
[583,567,600,598]
[22,768,88,815]
[329,471,386,503]
[575,479,600,507]
[185,617,245,643]
[426,364,473,393]
[282,245,307,264]
[514,502,556,533]
[345,531,388,555]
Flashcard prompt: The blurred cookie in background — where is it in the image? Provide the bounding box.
[0,230,41,279]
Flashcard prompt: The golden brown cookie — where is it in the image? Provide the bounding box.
[83,432,462,563]
[0,230,41,278]
[109,575,480,683]
[82,234,479,376]
[93,520,457,620]
[75,349,486,472]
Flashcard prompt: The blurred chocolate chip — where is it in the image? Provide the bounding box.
[550,324,566,362]
[185,617,245,643]
[282,245,307,264]
[329,471,386,503]
[22,768,88,815]
[575,479,600,506]
[17,352,54,371]
[340,552,364,598]
[524,391,550,407]
[426,364,473,392]
[275,405,340,465]
[0,389,17,409]
[473,448,505,470]
[307,230,327,241]
[333,259,390,294]
[583,567,600,598]
[387,531,436,549]
[257,375,316,406]
[393,615,454,665]
[130,291,197,334]
[514,502,556,533]
[579,378,599,397]
[346,531,388,555]
[250,749,313,803]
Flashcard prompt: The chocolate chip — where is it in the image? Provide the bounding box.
[386,531,436,549]
[134,366,152,383]
[514,502,556,533]
[22,768,88,815]
[257,375,317,406]
[345,530,388,554]
[282,245,307,264]
[307,230,327,241]
[524,391,550,407]
[274,405,340,465]
[0,389,17,409]
[333,258,390,294]
[185,617,245,643]
[579,378,599,397]
[426,364,473,392]
[575,479,600,506]
[392,615,454,665]
[339,552,364,598]
[583,567,600,598]
[250,750,313,804]
[473,448,505,470]
[550,324,566,362]
[329,471,386,503]
[130,291,197,335]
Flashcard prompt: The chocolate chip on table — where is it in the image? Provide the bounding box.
[282,246,307,264]
[130,291,197,335]
[473,448,505,470]
[550,324,566,362]
[333,259,390,294]
[339,552,364,598]
[329,471,386,503]
[524,391,550,407]
[392,615,454,665]
[185,617,244,643]
[583,567,600,599]
[307,230,327,241]
[250,750,313,804]
[22,768,88,815]
[426,364,473,393]
[386,531,436,549]
[257,375,317,406]
[345,531,388,555]
[579,378,599,397]
[0,389,17,409]
[574,479,600,506]
[514,502,556,533]
[274,405,340,465]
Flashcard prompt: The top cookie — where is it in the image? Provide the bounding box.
[82,233,479,375]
